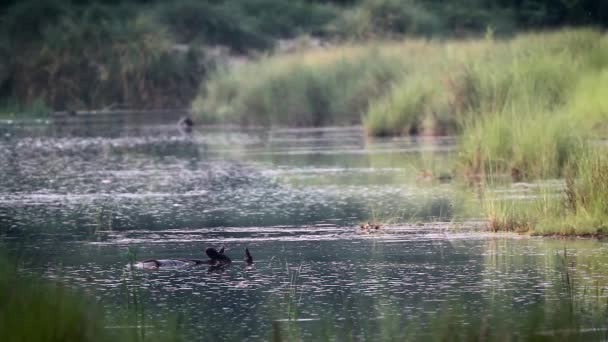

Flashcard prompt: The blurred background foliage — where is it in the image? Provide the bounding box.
[0,0,606,111]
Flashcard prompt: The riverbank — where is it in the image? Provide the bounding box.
[195,28,608,236]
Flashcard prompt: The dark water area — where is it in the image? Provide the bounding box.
[1,116,608,340]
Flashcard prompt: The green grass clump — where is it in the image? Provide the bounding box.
[0,256,107,342]
[480,151,608,236]
[482,186,562,233]
[536,154,608,235]
[453,29,608,180]
[366,29,603,138]
[0,252,181,342]
[194,45,404,126]
[0,98,51,118]
[459,111,584,180]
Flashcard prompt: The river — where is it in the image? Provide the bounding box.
[1,117,607,340]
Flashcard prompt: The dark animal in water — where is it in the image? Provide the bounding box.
[244,248,253,265]
[178,117,194,133]
[359,222,382,234]
[136,246,250,269]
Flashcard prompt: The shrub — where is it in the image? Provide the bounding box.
[329,0,442,39]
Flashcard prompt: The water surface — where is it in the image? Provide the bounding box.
[1,117,607,340]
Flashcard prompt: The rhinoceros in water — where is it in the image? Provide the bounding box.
[135,246,253,270]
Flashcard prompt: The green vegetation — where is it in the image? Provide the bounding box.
[0,261,105,341]
[0,254,115,342]
[0,251,180,342]
[197,28,608,139]
[155,0,337,52]
[0,98,51,118]
[194,45,403,126]
[4,247,608,341]
[0,0,338,111]
[197,28,608,235]
[486,152,608,236]
[2,0,607,112]
[1,1,203,110]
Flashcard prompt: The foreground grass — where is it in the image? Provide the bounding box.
[0,253,180,342]
[0,256,109,342]
[4,250,608,341]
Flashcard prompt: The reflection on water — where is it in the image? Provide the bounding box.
[1,118,608,340]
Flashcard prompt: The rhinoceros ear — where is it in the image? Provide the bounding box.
[245,248,253,264]
[218,246,225,254]
[206,247,221,260]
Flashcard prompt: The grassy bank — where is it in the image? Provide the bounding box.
[196,29,608,138]
[196,28,608,235]
[194,44,406,126]
[0,255,115,342]
[196,28,608,179]
[1,263,106,341]
[485,151,608,236]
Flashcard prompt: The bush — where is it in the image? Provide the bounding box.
[3,5,204,110]
[329,0,442,39]
[156,0,337,52]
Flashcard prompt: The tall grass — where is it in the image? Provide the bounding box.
[197,29,608,137]
[455,30,608,179]
[479,150,608,235]
[194,44,406,126]
[542,152,608,235]
[0,254,107,342]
